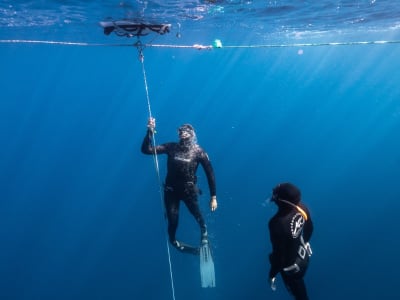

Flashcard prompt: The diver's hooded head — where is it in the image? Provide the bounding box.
[178,124,196,145]
[272,182,301,205]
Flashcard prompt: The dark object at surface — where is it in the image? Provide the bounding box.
[100,20,171,37]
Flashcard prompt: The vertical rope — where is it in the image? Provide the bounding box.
[137,45,176,300]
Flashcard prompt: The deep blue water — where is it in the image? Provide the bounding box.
[1,1,400,300]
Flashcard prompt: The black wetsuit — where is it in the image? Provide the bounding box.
[141,130,216,246]
[269,203,313,300]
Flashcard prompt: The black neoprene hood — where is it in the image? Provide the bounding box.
[272,182,301,205]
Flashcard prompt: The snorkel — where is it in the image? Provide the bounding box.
[275,199,308,221]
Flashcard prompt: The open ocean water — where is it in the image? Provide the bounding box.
[1,1,400,299]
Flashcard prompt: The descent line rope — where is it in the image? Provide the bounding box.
[137,44,176,300]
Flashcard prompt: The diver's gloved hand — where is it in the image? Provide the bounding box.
[147,117,156,133]
[210,196,218,211]
[269,277,277,291]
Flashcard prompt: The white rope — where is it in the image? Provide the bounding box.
[138,46,176,300]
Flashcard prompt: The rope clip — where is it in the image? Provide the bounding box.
[134,40,145,62]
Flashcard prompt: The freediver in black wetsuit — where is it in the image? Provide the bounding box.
[268,183,314,300]
[141,117,217,255]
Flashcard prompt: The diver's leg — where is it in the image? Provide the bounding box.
[183,191,207,243]
[281,271,309,300]
[164,187,200,255]
[164,188,180,243]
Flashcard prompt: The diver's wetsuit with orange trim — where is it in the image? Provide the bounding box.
[141,129,216,252]
[269,202,313,300]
